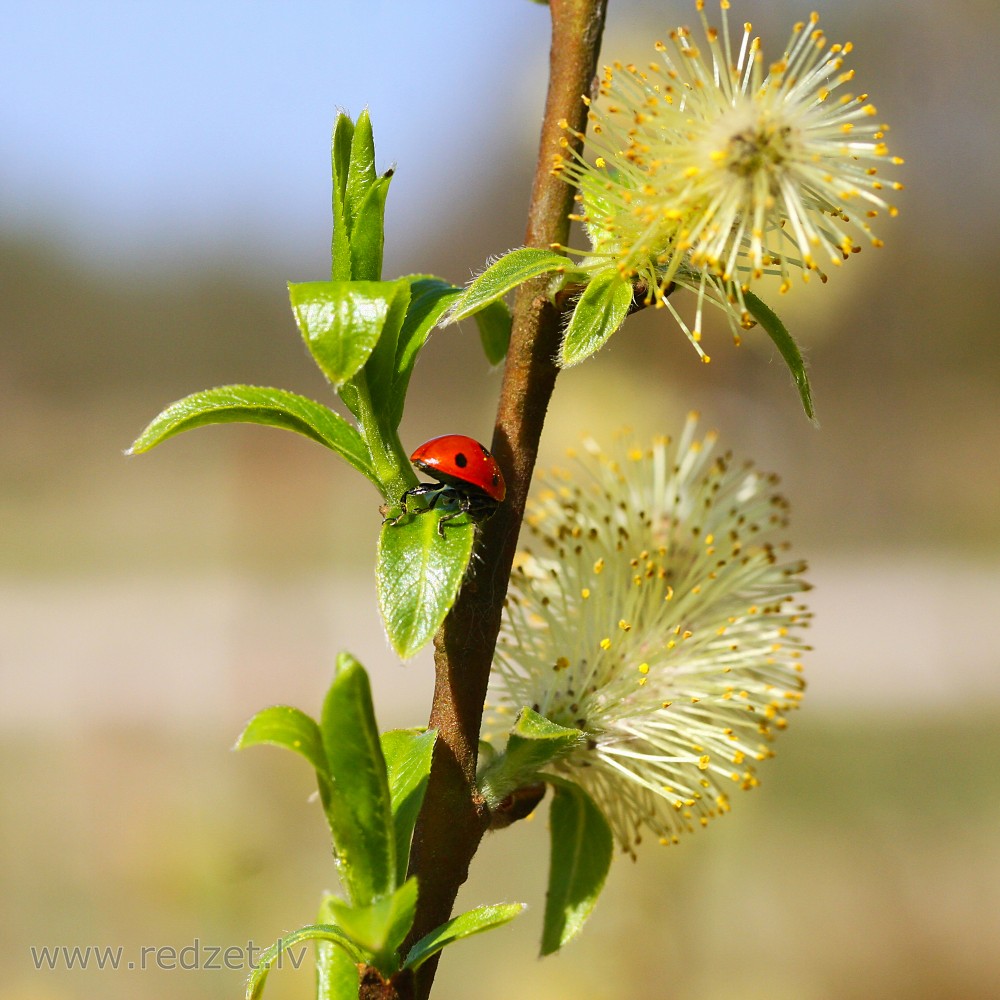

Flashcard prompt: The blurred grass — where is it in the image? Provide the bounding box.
[3,220,1000,581]
[3,713,998,1000]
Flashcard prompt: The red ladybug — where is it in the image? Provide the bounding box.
[388,434,506,536]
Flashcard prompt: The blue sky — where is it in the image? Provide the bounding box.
[2,1,974,273]
[1,1,546,267]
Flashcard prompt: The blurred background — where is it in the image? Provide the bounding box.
[2,0,998,997]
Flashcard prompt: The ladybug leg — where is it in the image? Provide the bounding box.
[434,494,476,537]
[383,484,444,526]
[383,488,412,526]
[435,506,464,536]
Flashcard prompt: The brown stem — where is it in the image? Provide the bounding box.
[395,2,609,998]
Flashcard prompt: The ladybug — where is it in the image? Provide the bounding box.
[387,434,506,537]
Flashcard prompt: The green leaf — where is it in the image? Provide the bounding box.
[320,655,396,906]
[509,708,586,761]
[376,510,475,660]
[331,113,355,281]
[126,385,376,483]
[326,877,419,971]
[559,269,634,367]
[289,280,401,387]
[329,110,389,282]
[402,903,526,972]
[446,247,580,324]
[479,709,585,809]
[246,924,367,1000]
[381,728,438,885]
[350,171,392,282]
[474,299,513,366]
[315,896,362,1000]
[345,109,377,237]
[579,168,630,252]
[386,277,461,429]
[355,278,413,421]
[743,290,818,425]
[540,780,613,956]
[234,705,327,777]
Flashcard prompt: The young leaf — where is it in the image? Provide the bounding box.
[508,708,586,764]
[446,247,580,324]
[381,728,438,886]
[743,290,818,425]
[386,277,461,429]
[350,171,392,282]
[289,280,400,387]
[356,278,413,420]
[316,895,363,1000]
[320,656,396,906]
[474,299,513,365]
[376,511,475,660]
[246,924,367,1000]
[326,877,419,970]
[478,708,585,809]
[126,385,377,484]
[579,167,630,251]
[345,109,377,236]
[402,903,526,972]
[234,705,328,777]
[559,269,634,367]
[330,113,355,281]
[540,780,613,956]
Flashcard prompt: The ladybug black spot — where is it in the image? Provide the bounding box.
[492,473,500,486]
[454,452,468,468]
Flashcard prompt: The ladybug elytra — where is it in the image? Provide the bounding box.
[386,434,506,536]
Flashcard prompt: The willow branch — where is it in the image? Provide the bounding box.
[393,2,609,998]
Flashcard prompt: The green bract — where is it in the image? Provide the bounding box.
[478,708,585,809]
[559,268,634,367]
[744,291,818,425]
[541,779,613,956]
[380,728,438,886]
[401,902,526,973]
[444,246,584,324]
[477,709,612,954]
[472,298,513,366]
